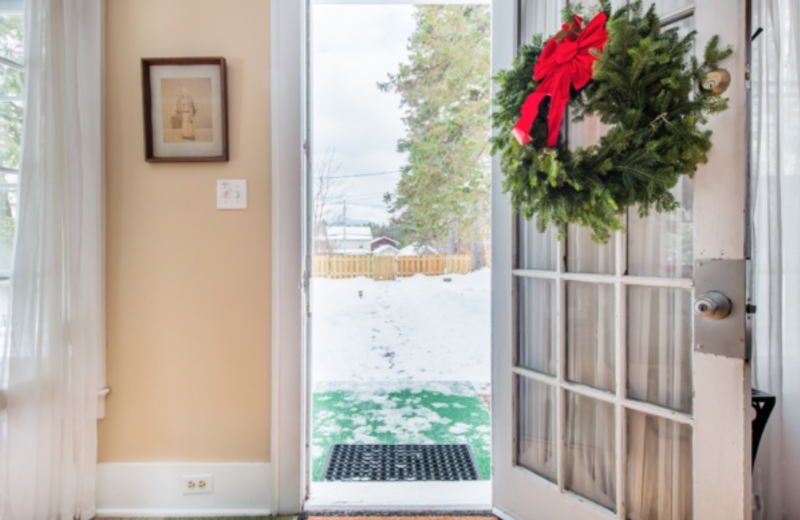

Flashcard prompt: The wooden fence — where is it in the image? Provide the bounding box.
[313,255,330,278]
[330,255,373,279]
[374,256,397,281]
[313,254,476,281]
[398,255,446,277]
[446,255,471,275]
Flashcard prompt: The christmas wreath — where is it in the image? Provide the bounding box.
[491,1,732,243]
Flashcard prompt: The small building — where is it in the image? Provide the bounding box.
[326,225,373,254]
[370,236,400,251]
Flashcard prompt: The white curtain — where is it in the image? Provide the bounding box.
[0,0,104,519]
[751,0,800,519]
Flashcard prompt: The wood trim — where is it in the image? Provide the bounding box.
[270,0,306,514]
[140,57,229,162]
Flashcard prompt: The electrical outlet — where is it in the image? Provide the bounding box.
[182,473,213,495]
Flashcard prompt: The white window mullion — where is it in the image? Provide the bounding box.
[556,236,566,492]
[615,224,627,518]
[514,269,694,289]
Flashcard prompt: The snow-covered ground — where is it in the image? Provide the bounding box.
[311,269,491,383]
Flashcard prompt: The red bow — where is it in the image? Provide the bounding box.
[512,13,609,147]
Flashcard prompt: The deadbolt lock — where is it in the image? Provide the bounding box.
[694,291,732,320]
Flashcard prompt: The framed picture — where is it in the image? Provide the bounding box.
[141,57,229,162]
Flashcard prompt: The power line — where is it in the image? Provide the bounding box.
[338,191,390,200]
[347,202,389,209]
[325,169,402,179]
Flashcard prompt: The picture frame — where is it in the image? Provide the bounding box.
[141,57,229,162]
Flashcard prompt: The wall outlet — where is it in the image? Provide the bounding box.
[182,473,213,495]
[217,179,247,209]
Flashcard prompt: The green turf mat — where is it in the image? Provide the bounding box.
[312,381,491,482]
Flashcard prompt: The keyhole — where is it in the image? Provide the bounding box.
[698,303,709,313]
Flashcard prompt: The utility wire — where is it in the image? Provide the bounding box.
[347,202,389,209]
[325,169,401,179]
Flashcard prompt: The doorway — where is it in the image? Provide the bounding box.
[270,0,752,516]
[305,0,493,509]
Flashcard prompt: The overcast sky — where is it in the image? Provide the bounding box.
[311,4,416,225]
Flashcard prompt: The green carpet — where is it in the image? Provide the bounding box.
[312,381,491,482]
[101,517,295,520]
[101,516,295,520]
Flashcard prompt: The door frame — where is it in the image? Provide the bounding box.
[270,0,512,513]
[270,0,307,514]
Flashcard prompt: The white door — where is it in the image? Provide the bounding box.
[491,1,752,519]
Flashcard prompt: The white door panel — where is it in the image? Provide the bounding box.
[492,1,751,519]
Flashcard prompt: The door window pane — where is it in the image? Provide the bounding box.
[628,176,694,279]
[566,282,616,393]
[565,391,616,511]
[517,277,556,375]
[517,376,557,482]
[627,286,693,413]
[519,216,558,271]
[627,410,693,520]
[651,0,695,15]
[566,224,615,275]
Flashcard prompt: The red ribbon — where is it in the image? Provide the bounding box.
[512,13,609,147]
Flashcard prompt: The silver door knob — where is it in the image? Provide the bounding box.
[694,291,732,320]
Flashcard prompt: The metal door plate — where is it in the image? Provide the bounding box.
[694,259,747,359]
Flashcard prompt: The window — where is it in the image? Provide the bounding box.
[0,4,22,280]
[0,1,23,327]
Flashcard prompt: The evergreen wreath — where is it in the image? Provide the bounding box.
[491,1,732,244]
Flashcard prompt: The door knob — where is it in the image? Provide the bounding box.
[702,69,731,94]
[694,291,732,320]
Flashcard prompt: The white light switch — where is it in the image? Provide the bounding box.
[217,179,247,209]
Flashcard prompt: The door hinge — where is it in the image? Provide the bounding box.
[746,63,752,90]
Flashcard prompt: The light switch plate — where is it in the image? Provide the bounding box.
[217,179,247,209]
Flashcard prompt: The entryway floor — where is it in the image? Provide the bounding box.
[312,381,491,481]
[307,516,495,520]
[99,517,295,520]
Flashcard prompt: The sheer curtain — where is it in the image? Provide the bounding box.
[0,0,104,519]
[751,0,800,519]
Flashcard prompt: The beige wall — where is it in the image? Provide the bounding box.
[100,0,272,462]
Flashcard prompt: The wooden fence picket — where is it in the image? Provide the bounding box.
[397,255,446,277]
[329,255,373,279]
[446,254,471,275]
[313,255,330,278]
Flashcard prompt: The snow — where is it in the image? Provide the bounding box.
[311,269,491,384]
[372,244,400,255]
[398,243,439,255]
[326,225,373,240]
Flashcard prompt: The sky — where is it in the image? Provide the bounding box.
[311,4,416,226]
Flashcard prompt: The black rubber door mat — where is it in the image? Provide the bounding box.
[321,444,481,482]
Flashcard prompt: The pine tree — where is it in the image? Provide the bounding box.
[380,5,491,253]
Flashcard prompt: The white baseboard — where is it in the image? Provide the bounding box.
[95,462,272,517]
